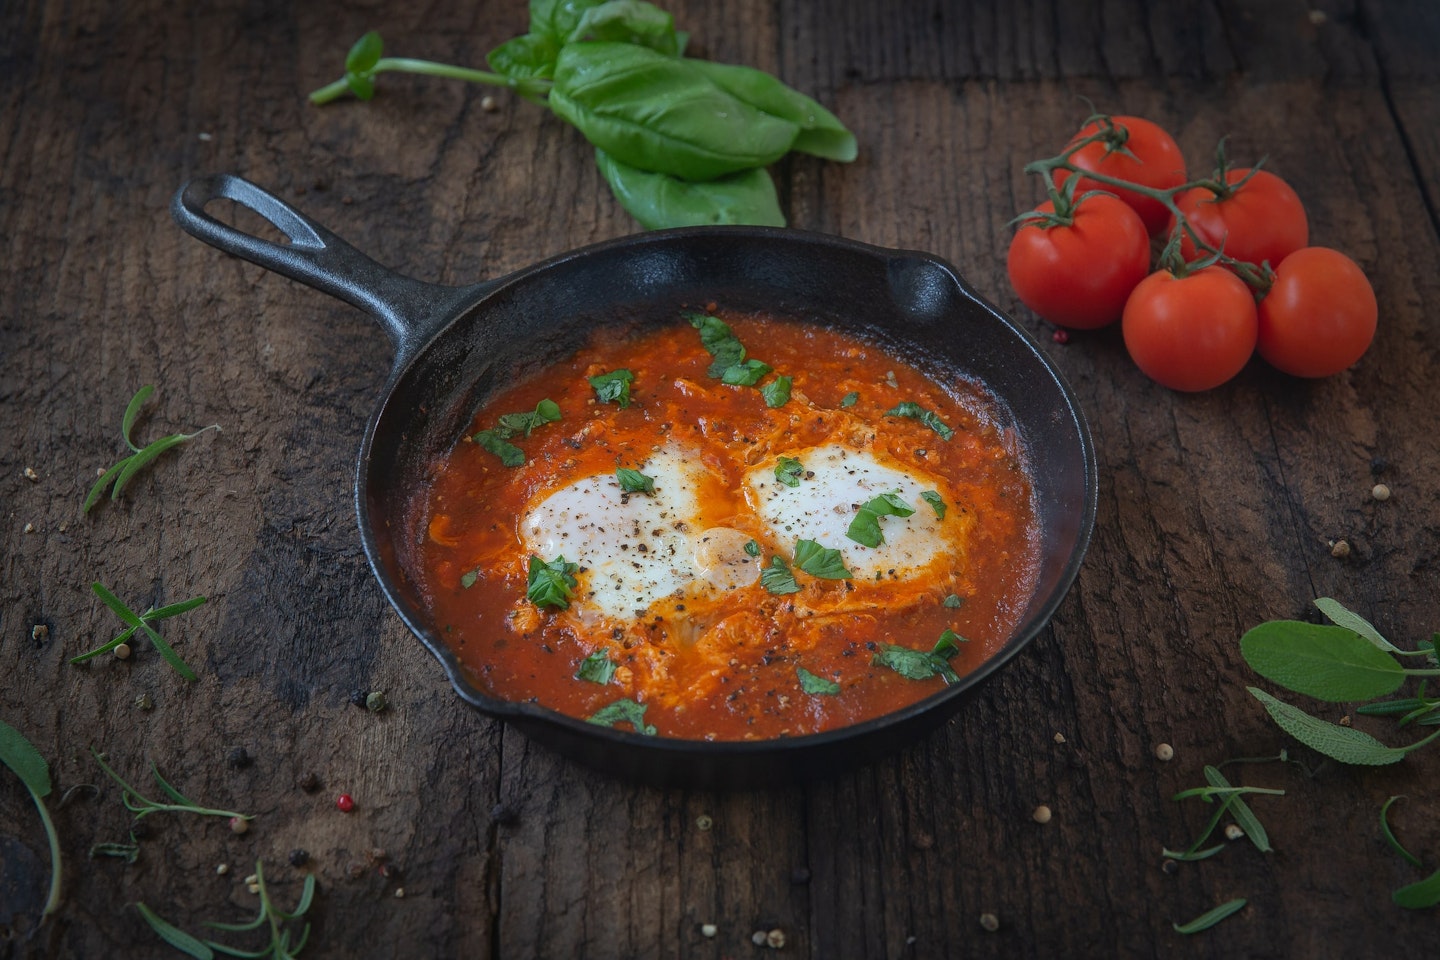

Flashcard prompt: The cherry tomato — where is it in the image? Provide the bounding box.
[1173,168,1308,269]
[1006,194,1151,330]
[1122,266,1258,391]
[1055,116,1186,236]
[1257,247,1376,377]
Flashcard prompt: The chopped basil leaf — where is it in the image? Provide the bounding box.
[797,666,840,696]
[721,359,773,386]
[920,490,947,518]
[942,594,963,608]
[587,698,656,735]
[885,401,954,441]
[760,555,801,595]
[761,375,792,408]
[686,312,747,378]
[460,569,480,589]
[473,429,526,467]
[589,369,635,408]
[497,398,562,437]
[845,491,916,548]
[871,632,962,683]
[575,649,617,685]
[775,456,805,488]
[526,555,579,610]
[840,391,859,408]
[744,539,761,557]
[616,467,655,494]
[793,539,852,580]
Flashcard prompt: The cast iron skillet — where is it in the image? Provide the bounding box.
[172,174,1097,790]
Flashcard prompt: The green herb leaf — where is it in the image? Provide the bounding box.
[90,835,141,863]
[1380,795,1423,868]
[616,468,655,494]
[1160,843,1227,862]
[884,401,954,441]
[597,149,784,229]
[0,717,51,797]
[684,57,857,162]
[136,902,215,960]
[575,649,617,685]
[497,399,562,437]
[121,384,156,451]
[487,32,562,82]
[1172,898,1246,934]
[845,492,915,548]
[1393,867,1440,909]
[565,0,685,57]
[942,594,963,609]
[686,312,747,377]
[527,555,579,611]
[775,456,804,488]
[345,30,384,75]
[721,359,773,386]
[86,386,219,513]
[587,698,657,735]
[839,392,859,408]
[1203,765,1273,853]
[549,42,800,182]
[588,368,635,408]
[920,490,947,518]
[872,633,961,683]
[760,555,800,595]
[743,539,760,557]
[1240,621,1406,702]
[1313,597,1399,653]
[797,666,840,696]
[1247,687,1411,765]
[761,375,792,408]
[87,582,200,681]
[460,568,480,589]
[793,539,852,580]
[473,429,526,467]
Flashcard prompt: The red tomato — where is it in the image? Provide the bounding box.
[1006,194,1151,330]
[1122,266,1258,391]
[1055,116,1186,236]
[1257,247,1376,377]
[1173,168,1309,268]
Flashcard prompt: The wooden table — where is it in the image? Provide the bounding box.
[4,1,1438,956]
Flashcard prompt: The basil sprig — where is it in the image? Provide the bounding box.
[474,399,561,467]
[309,2,856,231]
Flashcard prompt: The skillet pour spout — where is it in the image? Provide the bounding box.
[172,173,1097,790]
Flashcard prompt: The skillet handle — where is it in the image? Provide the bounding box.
[171,174,481,364]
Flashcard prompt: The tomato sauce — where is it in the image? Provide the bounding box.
[403,310,1040,740]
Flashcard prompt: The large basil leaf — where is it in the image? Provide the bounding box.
[566,0,687,57]
[551,42,799,181]
[685,59,856,162]
[597,150,785,228]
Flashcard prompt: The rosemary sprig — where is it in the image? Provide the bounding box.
[84,385,219,513]
[137,860,316,960]
[76,582,205,680]
[92,750,252,823]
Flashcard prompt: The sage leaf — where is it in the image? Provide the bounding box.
[1313,597,1399,653]
[1393,867,1440,909]
[550,42,799,181]
[1247,687,1408,765]
[597,150,784,228]
[1240,621,1405,702]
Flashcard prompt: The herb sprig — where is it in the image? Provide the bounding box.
[136,859,316,960]
[884,401,953,441]
[73,583,206,680]
[872,631,964,683]
[85,385,218,513]
[0,718,61,917]
[92,750,252,823]
[473,399,562,466]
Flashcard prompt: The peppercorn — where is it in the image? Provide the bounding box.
[349,689,368,708]
[365,691,387,713]
[114,643,132,660]
[226,746,253,769]
[1032,805,1053,824]
[288,848,310,867]
[229,816,249,835]
[1154,742,1174,761]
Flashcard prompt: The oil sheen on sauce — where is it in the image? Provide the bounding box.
[406,310,1040,741]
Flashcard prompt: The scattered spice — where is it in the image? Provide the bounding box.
[365,691,387,713]
[1371,483,1391,502]
[979,912,1000,932]
[1053,731,1067,744]
[349,689,368,708]
[1051,329,1070,344]
[701,923,717,938]
[23,523,34,534]
[1032,804,1053,824]
[114,643,132,660]
[766,929,786,948]
[695,814,713,831]
[394,887,405,899]
[1329,539,1351,558]
[24,467,39,481]
[134,693,154,711]
[347,860,367,879]
[1224,823,1245,841]
[228,816,249,835]
[31,624,49,642]
[481,95,498,112]
[1155,742,1175,761]
[226,746,253,769]
[751,931,768,946]
[216,863,229,875]
[336,793,355,813]
[288,848,310,867]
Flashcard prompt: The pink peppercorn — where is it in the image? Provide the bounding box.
[336,794,355,813]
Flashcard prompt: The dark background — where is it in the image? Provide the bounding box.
[3,1,1438,956]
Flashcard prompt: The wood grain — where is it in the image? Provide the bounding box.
[3,1,1439,957]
